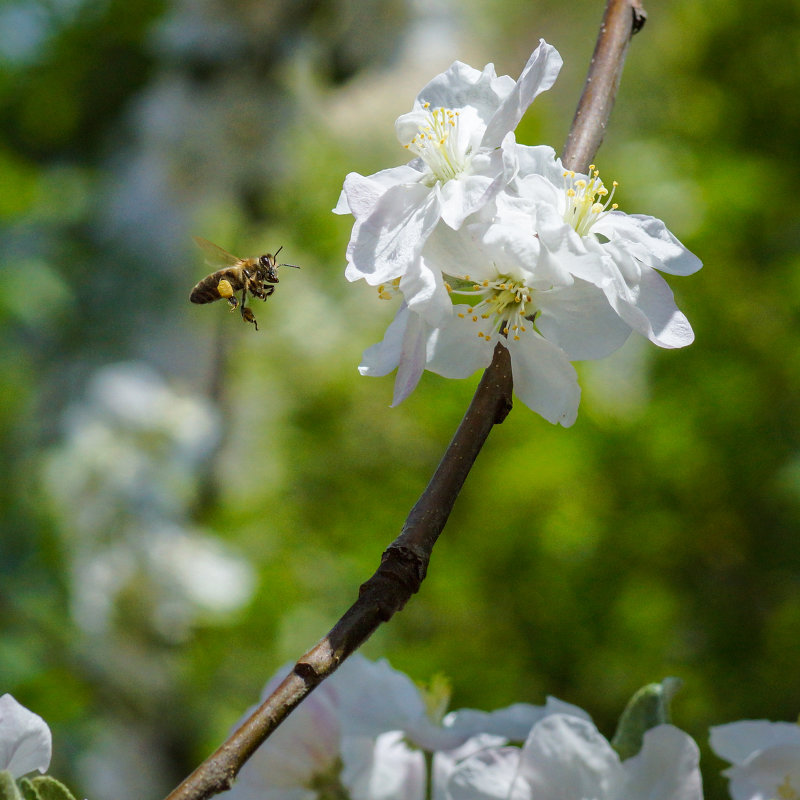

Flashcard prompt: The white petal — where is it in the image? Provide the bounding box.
[476,223,541,282]
[337,173,383,219]
[402,260,453,326]
[512,144,563,187]
[516,715,622,800]
[413,61,514,128]
[335,657,452,750]
[725,743,800,800]
[610,268,695,349]
[710,721,800,765]
[595,212,702,276]
[426,314,494,380]
[346,183,440,284]
[359,308,431,406]
[506,336,580,426]
[343,732,426,800]
[392,312,431,406]
[0,694,52,778]
[445,747,522,800]
[423,222,489,281]
[359,305,409,377]
[443,699,589,744]
[338,165,425,218]
[536,279,632,360]
[622,725,703,800]
[438,157,504,230]
[481,40,563,148]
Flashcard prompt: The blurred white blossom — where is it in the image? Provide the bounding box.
[226,656,426,800]
[710,719,800,800]
[226,655,695,800]
[444,715,703,800]
[43,362,255,640]
[0,694,52,779]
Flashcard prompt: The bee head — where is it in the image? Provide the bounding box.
[259,254,279,282]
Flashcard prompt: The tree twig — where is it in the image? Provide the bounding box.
[562,0,646,172]
[164,3,645,799]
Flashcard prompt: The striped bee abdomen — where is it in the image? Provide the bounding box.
[189,268,246,304]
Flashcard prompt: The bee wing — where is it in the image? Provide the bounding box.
[193,237,243,268]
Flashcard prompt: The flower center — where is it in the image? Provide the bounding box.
[404,103,470,183]
[376,277,401,300]
[308,757,351,800]
[776,773,799,800]
[562,164,618,236]
[448,273,537,341]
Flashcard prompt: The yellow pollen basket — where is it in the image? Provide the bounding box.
[562,164,619,236]
[217,279,234,298]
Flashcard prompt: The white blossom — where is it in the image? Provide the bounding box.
[507,144,702,348]
[226,656,426,800]
[360,216,631,425]
[0,694,52,778]
[444,714,703,800]
[336,41,563,320]
[226,655,594,800]
[710,719,800,800]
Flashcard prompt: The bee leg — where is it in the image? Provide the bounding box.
[238,289,258,330]
[226,296,239,311]
[240,306,258,330]
[263,285,275,299]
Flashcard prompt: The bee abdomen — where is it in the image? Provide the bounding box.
[190,282,220,304]
[190,270,243,304]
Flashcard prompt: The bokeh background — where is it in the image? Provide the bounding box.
[1,0,798,798]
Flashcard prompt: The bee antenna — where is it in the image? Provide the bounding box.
[274,246,284,258]
[280,262,301,269]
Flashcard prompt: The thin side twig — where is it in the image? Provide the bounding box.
[163,3,644,799]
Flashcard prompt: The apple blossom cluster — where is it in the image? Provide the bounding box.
[225,655,704,800]
[4,674,799,799]
[335,40,702,426]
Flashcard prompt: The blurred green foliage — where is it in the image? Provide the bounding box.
[1,0,799,799]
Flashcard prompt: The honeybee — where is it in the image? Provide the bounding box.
[189,237,299,331]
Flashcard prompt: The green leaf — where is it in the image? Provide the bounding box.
[18,777,77,800]
[0,772,23,800]
[611,677,683,761]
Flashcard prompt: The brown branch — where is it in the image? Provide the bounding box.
[164,4,645,799]
[164,344,513,800]
[562,0,646,173]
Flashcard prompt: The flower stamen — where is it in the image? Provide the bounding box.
[562,164,619,236]
[446,272,538,342]
[377,277,401,301]
[404,103,470,184]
